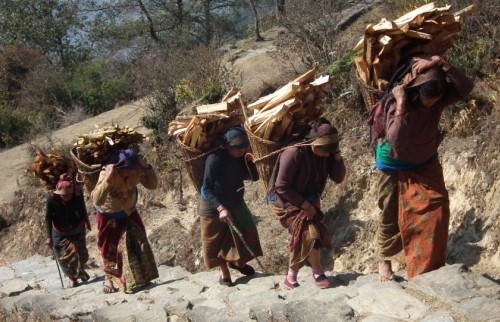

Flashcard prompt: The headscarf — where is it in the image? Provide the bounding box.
[306,119,340,153]
[223,126,249,149]
[405,66,446,98]
[107,149,139,170]
[54,173,75,195]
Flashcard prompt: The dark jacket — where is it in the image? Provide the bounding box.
[45,193,87,237]
[201,149,258,211]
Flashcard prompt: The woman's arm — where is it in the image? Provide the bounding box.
[44,197,54,238]
[90,170,110,206]
[138,159,158,190]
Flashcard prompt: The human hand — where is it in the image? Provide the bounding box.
[301,201,317,220]
[218,209,233,224]
[139,158,152,169]
[412,55,441,75]
[45,238,53,248]
[245,153,254,162]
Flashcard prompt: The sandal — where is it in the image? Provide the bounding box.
[228,262,255,276]
[218,277,233,287]
[283,278,300,290]
[313,274,331,289]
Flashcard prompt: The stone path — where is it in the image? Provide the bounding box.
[1,255,499,321]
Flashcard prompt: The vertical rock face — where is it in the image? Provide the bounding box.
[1,256,499,321]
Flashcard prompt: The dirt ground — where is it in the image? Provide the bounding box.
[0,27,499,282]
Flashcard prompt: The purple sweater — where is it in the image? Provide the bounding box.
[270,146,346,208]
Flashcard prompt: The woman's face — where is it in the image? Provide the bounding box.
[228,146,247,158]
[311,146,330,158]
[59,193,72,201]
[419,92,442,108]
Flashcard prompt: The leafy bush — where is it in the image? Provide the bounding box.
[0,107,32,148]
[67,60,135,115]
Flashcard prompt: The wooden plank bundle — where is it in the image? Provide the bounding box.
[168,88,244,151]
[353,2,477,91]
[73,124,145,166]
[26,149,77,190]
[245,67,333,142]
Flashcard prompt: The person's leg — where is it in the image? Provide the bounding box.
[308,247,330,288]
[284,257,302,289]
[376,171,400,281]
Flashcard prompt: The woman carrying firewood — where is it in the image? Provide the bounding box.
[45,174,91,288]
[199,126,263,287]
[91,149,159,293]
[267,118,346,289]
[374,55,474,281]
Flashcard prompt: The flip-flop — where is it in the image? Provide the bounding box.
[218,277,233,287]
[313,274,331,289]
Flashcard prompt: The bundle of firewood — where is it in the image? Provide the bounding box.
[26,150,77,190]
[74,124,145,166]
[168,88,244,150]
[353,2,477,91]
[245,67,332,142]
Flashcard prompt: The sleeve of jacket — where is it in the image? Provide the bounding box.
[202,154,223,209]
[327,155,346,183]
[90,170,110,206]
[440,64,474,106]
[139,165,158,190]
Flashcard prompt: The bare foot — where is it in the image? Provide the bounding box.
[68,277,78,288]
[103,279,118,293]
[378,259,395,282]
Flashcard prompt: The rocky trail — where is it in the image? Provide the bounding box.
[1,255,499,321]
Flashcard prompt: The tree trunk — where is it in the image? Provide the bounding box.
[203,0,212,44]
[276,0,285,24]
[136,0,160,43]
[247,0,264,41]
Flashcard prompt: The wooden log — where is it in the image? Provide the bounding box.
[453,4,478,19]
[221,87,239,102]
[355,57,371,85]
[310,75,331,86]
[292,66,319,84]
[196,102,229,114]
[259,82,301,113]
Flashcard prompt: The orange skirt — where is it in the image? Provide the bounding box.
[377,158,450,279]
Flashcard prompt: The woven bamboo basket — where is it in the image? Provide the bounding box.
[244,122,281,194]
[355,72,384,111]
[70,147,102,194]
[177,136,205,193]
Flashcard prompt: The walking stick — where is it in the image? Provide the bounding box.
[52,248,65,289]
[229,223,266,274]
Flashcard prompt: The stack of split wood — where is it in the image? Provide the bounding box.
[354,2,477,91]
[168,88,244,151]
[26,150,77,190]
[73,124,145,167]
[245,67,332,142]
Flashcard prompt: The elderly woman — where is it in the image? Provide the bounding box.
[267,118,346,289]
[91,149,158,293]
[45,174,91,288]
[199,126,263,286]
[375,55,474,281]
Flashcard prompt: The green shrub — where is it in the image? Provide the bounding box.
[0,107,32,148]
